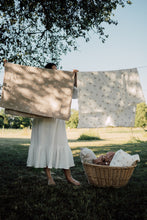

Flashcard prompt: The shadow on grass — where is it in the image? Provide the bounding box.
[0,137,31,145]
[0,138,147,220]
[71,140,147,154]
[68,138,105,142]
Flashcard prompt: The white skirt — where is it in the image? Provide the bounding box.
[27,118,75,169]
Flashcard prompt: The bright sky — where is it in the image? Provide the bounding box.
[60,0,147,109]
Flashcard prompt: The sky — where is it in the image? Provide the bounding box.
[60,0,147,109]
[0,0,146,110]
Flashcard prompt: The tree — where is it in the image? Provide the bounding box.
[0,116,4,128]
[0,0,132,67]
[0,108,10,128]
[21,117,32,128]
[135,102,147,129]
[66,109,79,128]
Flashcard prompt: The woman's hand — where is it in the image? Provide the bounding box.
[73,69,79,73]
[3,59,7,66]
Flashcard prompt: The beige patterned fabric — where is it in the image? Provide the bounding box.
[78,68,145,128]
[0,63,74,120]
[5,109,44,118]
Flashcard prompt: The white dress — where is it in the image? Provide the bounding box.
[27,117,75,169]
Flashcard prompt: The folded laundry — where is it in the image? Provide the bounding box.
[93,151,115,166]
[80,148,140,167]
[110,149,140,167]
[80,148,97,164]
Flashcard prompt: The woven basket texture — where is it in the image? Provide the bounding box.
[83,163,136,188]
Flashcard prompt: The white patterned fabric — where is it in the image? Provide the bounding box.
[109,149,140,167]
[27,118,75,169]
[78,68,145,128]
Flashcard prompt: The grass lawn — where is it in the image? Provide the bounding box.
[0,128,147,220]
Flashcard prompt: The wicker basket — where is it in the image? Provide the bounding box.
[83,162,137,188]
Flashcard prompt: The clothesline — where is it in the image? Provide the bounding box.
[70,65,147,72]
[1,63,147,72]
[137,65,147,69]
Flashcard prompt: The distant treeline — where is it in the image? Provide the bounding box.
[0,109,79,129]
[0,109,33,129]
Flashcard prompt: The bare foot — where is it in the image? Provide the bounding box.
[67,177,80,186]
[48,178,56,186]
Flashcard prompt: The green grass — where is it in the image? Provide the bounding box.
[0,136,147,220]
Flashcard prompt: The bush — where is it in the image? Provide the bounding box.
[66,110,79,128]
[135,102,147,128]
[77,130,101,140]
[77,134,101,140]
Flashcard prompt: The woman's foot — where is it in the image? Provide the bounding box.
[63,169,80,186]
[44,167,56,185]
[48,177,56,186]
[67,177,80,186]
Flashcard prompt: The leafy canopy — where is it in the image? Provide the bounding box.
[0,0,132,67]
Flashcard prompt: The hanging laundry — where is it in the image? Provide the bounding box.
[77,68,145,128]
[0,63,75,120]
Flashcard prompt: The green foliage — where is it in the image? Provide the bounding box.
[0,116,4,128]
[135,102,147,128]
[78,134,100,140]
[77,130,101,140]
[0,0,132,67]
[21,117,32,128]
[0,109,9,128]
[77,129,101,140]
[66,109,79,128]
[0,109,32,129]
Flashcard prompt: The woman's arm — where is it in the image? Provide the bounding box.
[73,69,78,87]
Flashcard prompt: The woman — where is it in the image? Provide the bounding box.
[27,63,80,186]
